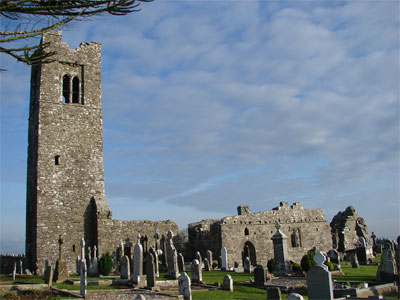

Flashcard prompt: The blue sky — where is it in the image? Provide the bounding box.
[1,0,399,254]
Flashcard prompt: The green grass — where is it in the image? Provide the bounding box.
[332,261,379,283]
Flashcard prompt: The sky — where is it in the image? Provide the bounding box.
[0,0,399,254]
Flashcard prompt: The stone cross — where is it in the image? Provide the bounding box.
[275,222,281,230]
[223,274,233,292]
[166,231,180,279]
[306,251,334,300]
[121,255,130,279]
[80,260,87,297]
[191,259,202,284]
[80,238,86,264]
[178,272,192,300]
[271,225,290,275]
[221,247,228,271]
[58,235,64,260]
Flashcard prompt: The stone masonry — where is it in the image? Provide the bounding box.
[26,31,177,274]
[188,202,332,266]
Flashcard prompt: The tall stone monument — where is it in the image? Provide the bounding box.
[271,222,290,275]
[165,231,180,279]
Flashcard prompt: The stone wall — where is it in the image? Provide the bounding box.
[0,255,25,274]
[188,202,333,267]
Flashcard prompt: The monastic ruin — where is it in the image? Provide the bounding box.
[25,31,177,274]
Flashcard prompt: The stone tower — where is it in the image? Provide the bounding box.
[26,31,110,273]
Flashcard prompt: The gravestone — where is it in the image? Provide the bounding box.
[135,295,146,300]
[146,252,156,288]
[356,237,368,265]
[223,274,233,291]
[178,253,185,272]
[178,272,192,300]
[149,246,159,277]
[306,251,334,300]
[243,256,251,273]
[327,249,340,265]
[254,265,266,287]
[12,262,16,281]
[351,253,359,268]
[286,293,304,300]
[217,256,222,268]
[195,251,202,265]
[76,256,81,275]
[267,287,281,300]
[206,250,213,268]
[80,260,87,298]
[80,238,86,265]
[191,259,202,284]
[221,247,228,271]
[88,245,99,277]
[203,258,210,271]
[44,265,53,286]
[54,236,69,283]
[154,231,160,251]
[376,246,397,281]
[19,260,23,274]
[121,255,130,279]
[166,231,180,279]
[271,222,290,275]
[132,235,143,283]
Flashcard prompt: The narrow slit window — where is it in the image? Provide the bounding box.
[72,77,80,103]
[62,75,70,103]
[55,155,60,165]
[244,227,249,236]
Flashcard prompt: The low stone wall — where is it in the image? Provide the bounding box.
[0,255,25,274]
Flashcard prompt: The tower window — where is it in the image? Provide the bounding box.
[244,227,249,236]
[72,77,80,104]
[55,155,60,165]
[62,75,70,103]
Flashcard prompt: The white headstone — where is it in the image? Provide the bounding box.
[221,247,228,270]
[178,272,192,300]
[132,240,143,283]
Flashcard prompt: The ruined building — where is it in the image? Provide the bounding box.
[188,202,332,267]
[25,32,177,273]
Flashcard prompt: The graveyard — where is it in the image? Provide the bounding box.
[0,30,399,300]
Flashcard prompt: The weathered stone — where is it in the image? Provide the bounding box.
[121,255,130,279]
[351,253,359,269]
[206,250,213,268]
[149,246,159,277]
[203,258,210,271]
[267,287,281,300]
[25,31,178,274]
[12,263,16,281]
[195,251,202,266]
[80,260,87,297]
[306,252,333,300]
[327,249,340,265]
[376,246,397,281]
[286,293,304,300]
[271,223,290,275]
[178,253,185,273]
[222,274,233,292]
[191,259,202,284]
[254,265,265,286]
[146,252,156,288]
[178,272,192,300]
[44,265,53,286]
[221,247,228,270]
[166,231,179,279]
[243,256,251,273]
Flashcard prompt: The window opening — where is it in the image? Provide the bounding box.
[72,77,80,103]
[62,75,70,103]
[244,227,249,236]
[55,155,60,165]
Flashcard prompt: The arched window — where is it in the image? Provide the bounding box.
[244,227,249,236]
[62,75,70,103]
[291,228,302,247]
[72,77,80,103]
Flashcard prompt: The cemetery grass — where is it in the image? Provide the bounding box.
[332,261,379,283]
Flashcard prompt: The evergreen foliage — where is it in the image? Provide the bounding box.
[98,252,113,276]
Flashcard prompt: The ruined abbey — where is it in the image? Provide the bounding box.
[24,32,373,274]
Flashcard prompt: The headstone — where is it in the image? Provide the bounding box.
[149,246,159,277]
[88,245,99,277]
[80,238,86,265]
[178,253,185,272]
[178,272,192,300]
[80,260,87,297]
[376,246,397,281]
[19,260,23,274]
[222,274,233,292]
[203,258,210,271]
[191,259,202,284]
[165,231,180,279]
[271,222,290,275]
[217,256,222,268]
[254,265,266,287]
[54,235,69,283]
[25,269,32,275]
[135,295,146,300]
[351,253,360,268]
[221,247,228,271]
[286,293,305,300]
[132,235,143,283]
[195,251,202,266]
[267,287,281,300]
[327,249,340,265]
[206,250,213,268]
[146,252,156,288]
[306,251,334,300]
[76,256,81,275]
[44,265,53,286]
[154,231,160,251]
[121,255,130,279]
[12,262,16,281]
[243,256,251,273]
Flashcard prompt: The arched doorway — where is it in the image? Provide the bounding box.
[84,197,98,260]
[243,241,257,266]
